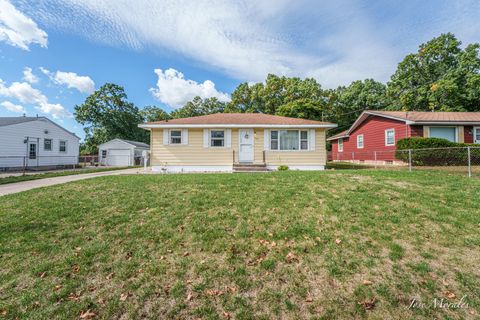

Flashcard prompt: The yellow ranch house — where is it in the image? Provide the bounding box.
[139,113,337,173]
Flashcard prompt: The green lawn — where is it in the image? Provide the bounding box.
[0,167,132,185]
[0,170,479,319]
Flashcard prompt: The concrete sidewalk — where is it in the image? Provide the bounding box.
[0,168,143,197]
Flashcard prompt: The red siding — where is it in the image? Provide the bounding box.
[331,115,408,161]
[464,126,473,143]
[410,125,423,137]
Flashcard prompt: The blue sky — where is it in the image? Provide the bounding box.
[1,0,479,140]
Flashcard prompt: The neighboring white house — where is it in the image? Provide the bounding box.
[98,139,149,166]
[0,116,80,170]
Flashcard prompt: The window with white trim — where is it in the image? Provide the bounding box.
[210,130,225,147]
[338,138,343,152]
[270,130,309,151]
[101,150,107,158]
[385,129,395,146]
[59,140,67,152]
[357,134,364,149]
[300,131,308,150]
[44,138,52,151]
[170,130,182,144]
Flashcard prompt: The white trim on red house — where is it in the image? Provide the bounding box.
[385,128,395,146]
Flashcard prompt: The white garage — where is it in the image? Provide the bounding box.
[98,139,149,167]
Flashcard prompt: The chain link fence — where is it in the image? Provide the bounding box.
[329,146,480,178]
[0,154,146,173]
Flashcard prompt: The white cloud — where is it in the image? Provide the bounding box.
[0,79,70,118]
[22,67,39,84]
[40,68,95,94]
[0,0,47,50]
[150,68,230,108]
[15,1,480,87]
[1,100,25,113]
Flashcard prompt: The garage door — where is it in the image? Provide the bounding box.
[106,149,131,166]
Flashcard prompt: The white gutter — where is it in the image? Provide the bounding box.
[139,123,337,129]
[411,122,480,125]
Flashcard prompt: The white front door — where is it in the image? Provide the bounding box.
[238,129,254,163]
[475,127,480,144]
[27,141,37,166]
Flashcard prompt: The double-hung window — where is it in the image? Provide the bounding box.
[270,130,309,151]
[170,130,182,144]
[385,129,395,146]
[357,134,364,149]
[59,140,67,152]
[338,138,343,152]
[44,138,52,151]
[211,130,225,147]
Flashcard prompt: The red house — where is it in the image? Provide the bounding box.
[328,111,480,165]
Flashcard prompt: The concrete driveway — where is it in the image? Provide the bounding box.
[0,168,143,197]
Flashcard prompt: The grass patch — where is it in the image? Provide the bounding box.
[0,167,133,185]
[0,170,479,319]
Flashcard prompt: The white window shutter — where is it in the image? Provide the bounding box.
[264,129,270,150]
[203,129,209,148]
[163,129,169,145]
[182,129,189,145]
[309,129,316,151]
[225,129,232,148]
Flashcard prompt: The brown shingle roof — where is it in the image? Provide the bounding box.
[367,111,480,122]
[143,113,335,125]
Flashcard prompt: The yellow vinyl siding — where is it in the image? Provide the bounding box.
[150,128,327,166]
[151,129,236,165]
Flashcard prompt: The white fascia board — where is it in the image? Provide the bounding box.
[327,135,349,141]
[411,121,480,125]
[139,124,337,129]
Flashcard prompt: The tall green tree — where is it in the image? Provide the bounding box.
[74,83,147,154]
[140,105,171,122]
[171,96,227,118]
[326,79,389,133]
[227,74,327,119]
[387,33,480,111]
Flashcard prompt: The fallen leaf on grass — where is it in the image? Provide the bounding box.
[72,264,80,273]
[205,289,224,296]
[223,312,231,319]
[186,293,193,302]
[359,298,376,310]
[286,252,298,263]
[106,272,115,280]
[38,271,47,278]
[80,309,96,319]
[68,292,81,301]
[444,291,456,299]
[362,280,373,286]
[97,298,106,305]
[305,297,313,302]
[183,252,190,257]
[119,293,130,301]
[335,239,342,245]
[125,252,133,261]
[54,285,62,291]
